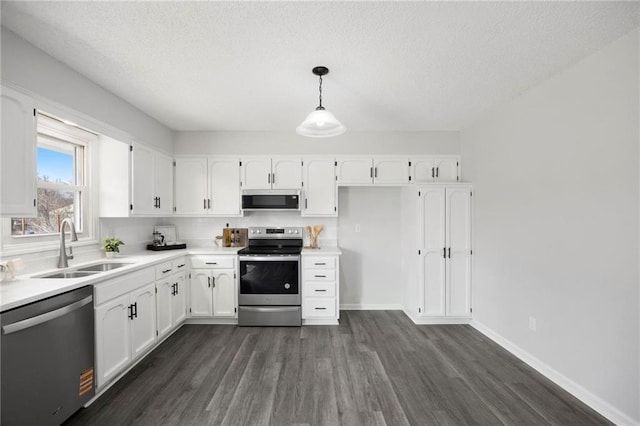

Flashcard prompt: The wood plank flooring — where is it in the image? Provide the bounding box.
[64,311,611,425]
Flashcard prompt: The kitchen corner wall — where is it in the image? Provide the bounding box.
[461,29,639,423]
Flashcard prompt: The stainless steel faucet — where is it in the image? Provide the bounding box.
[58,218,78,268]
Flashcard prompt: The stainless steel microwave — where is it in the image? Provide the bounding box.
[241,190,301,211]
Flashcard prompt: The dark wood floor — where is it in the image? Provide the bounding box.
[65,310,611,426]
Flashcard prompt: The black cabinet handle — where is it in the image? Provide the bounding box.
[204,199,207,209]
[177,264,185,268]
[132,302,138,318]
[370,167,373,178]
[208,276,211,288]
[212,276,215,288]
[158,197,161,209]
[205,262,217,265]
[443,247,446,258]
[374,167,378,178]
[128,305,134,320]
[208,199,211,209]
[175,283,179,295]
[305,198,308,209]
[162,269,172,274]
[314,307,327,310]
[432,167,435,178]
[268,173,271,184]
[436,167,439,178]
[448,248,451,258]
[271,173,275,185]
[315,289,327,292]
[314,275,326,278]
[314,262,326,266]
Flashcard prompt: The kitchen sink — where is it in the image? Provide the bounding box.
[76,262,133,272]
[38,271,99,279]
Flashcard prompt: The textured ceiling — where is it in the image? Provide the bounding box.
[1,1,638,132]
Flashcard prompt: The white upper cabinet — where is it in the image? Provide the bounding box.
[1,85,37,217]
[174,157,208,215]
[131,142,173,215]
[336,157,372,185]
[302,157,337,217]
[336,157,409,185]
[412,156,460,183]
[174,157,241,216]
[373,157,410,184]
[209,159,241,215]
[241,157,302,190]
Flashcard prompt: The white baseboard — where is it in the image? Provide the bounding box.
[470,320,639,426]
[340,303,403,310]
[185,317,238,325]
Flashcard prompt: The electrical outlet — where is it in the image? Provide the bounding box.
[355,224,361,232]
[529,316,537,332]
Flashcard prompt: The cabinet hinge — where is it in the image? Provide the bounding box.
[130,145,133,152]
[130,204,133,211]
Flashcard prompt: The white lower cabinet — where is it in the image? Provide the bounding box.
[301,254,340,324]
[94,268,157,389]
[189,256,238,319]
[155,257,188,339]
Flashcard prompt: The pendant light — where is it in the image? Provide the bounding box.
[296,66,346,137]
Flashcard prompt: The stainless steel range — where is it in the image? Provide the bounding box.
[237,227,303,326]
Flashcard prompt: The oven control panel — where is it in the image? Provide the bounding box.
[248,227,302,239]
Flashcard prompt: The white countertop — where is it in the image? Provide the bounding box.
[0,245,340,312]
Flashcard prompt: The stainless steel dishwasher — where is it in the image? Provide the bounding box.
[1,285,95,425]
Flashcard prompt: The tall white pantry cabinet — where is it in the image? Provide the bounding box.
[401,184,472,323]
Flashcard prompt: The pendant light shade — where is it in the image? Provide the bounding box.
[296,66,346,138]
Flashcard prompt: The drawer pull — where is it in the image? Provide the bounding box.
[314,275,326,278]
[177,264,186,268]
[315,289,327,292]
[205,262,217,265]
[314,307,327,310]
[162,269,172,274]
[314,262,326,266]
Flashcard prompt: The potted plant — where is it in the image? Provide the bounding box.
[103,237,124,258]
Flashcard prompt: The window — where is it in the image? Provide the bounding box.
[9,113,96,241]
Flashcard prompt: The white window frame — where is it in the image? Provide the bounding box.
[1,113,99,254]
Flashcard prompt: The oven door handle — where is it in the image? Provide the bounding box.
[239,255,300,262]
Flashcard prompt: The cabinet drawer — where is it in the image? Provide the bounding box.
[155,261,174,280]
[303,256,336,269]
[190,256,235,269]
[304,269,335,281]
[304,281,336,298]
[94,267,155,305]
[173,257,188,273]
[303,298,337,318]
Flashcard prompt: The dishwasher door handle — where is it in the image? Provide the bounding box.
[2,295,93,335]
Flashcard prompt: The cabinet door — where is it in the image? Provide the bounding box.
[173,273,188,325]
[190,269,213,317]
[174,157,208,214]
[373,158,409,184]
[131,142,156,214]
[412,158,436,183]
[156,279,173,339]
[95,294,132,388]
[1,86,36,216]
[241,157,271,189]
[130,283,157,359]
[155,152,174,214]
[272,157,302,189]
[212,269,237,317]
[435,158,459,182]
[336,158,373,184]
[210,158,241,215]
[446,187,472,316]
[302,158,336,216]
[420,187,446,316]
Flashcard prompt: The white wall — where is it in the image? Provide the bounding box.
[1,28,173,153]
[461,29,639,423]
[174,130,460,156]
[338,187,403,309]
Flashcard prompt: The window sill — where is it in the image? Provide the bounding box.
[1,238,99,258]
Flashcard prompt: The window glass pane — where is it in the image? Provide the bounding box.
[11,189,76,236]
[37,146,74,185]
